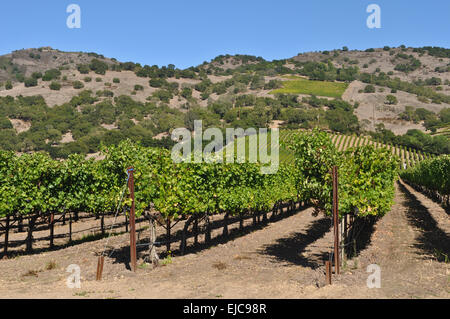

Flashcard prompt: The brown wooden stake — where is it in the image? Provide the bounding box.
[325,261,332,285]
[127,167,137,272]
[96,256,104,280]
[332,166,340,275]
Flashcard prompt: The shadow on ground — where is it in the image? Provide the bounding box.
[259,217,332,269]
[104,205,310,268]
[399,182,450,262]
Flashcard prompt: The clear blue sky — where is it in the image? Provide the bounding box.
[0,0,449,69]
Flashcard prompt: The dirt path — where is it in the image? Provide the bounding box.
[0,181,448,299]
[308,180,449,298]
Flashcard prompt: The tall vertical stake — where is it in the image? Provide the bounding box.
[96,256,104,280]
[332,166,340,275]
[325,261,332,285]
[127,167,137,272]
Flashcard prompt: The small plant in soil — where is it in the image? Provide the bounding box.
[138,262,149,269]
[160,251,173,265]
[433,249,449,263]
[45,261,57,270]
[74,291,90,297]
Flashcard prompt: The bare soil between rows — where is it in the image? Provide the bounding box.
[0,180,448,299]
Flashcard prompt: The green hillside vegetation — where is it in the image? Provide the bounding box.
[270,76,348,98]
[0,45,449,159]
[224,129,435,168]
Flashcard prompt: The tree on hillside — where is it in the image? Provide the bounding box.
[89,59,108,75]
[385,95,398,105]
[364,84,376,93]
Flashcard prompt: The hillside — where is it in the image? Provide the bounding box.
[0,45,449,157]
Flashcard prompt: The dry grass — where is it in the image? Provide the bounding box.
[212,262,227,270]
[233,255,251,260]
[22,269,40,277]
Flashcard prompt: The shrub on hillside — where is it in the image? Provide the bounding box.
[73,81,84,89]
[180,87,192,99]
[364,84,376,93]
[31,72,42,79]
[24,77,38,87]
[89,59,108,75]
[49,81,61,90]
[42,69,61,81]
[77,64,90,74]
[385,94,398,105]
[0,116,12,129]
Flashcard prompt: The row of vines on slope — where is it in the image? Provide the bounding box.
[400,155,450,207]
[0,140,298,253]
[286,129,400,218]
[1,130,400,255]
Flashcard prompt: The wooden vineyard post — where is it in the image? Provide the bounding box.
[325,261,332,285]
[332,166,340,275]
[127,167,137,272]
[96,256,104,281]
